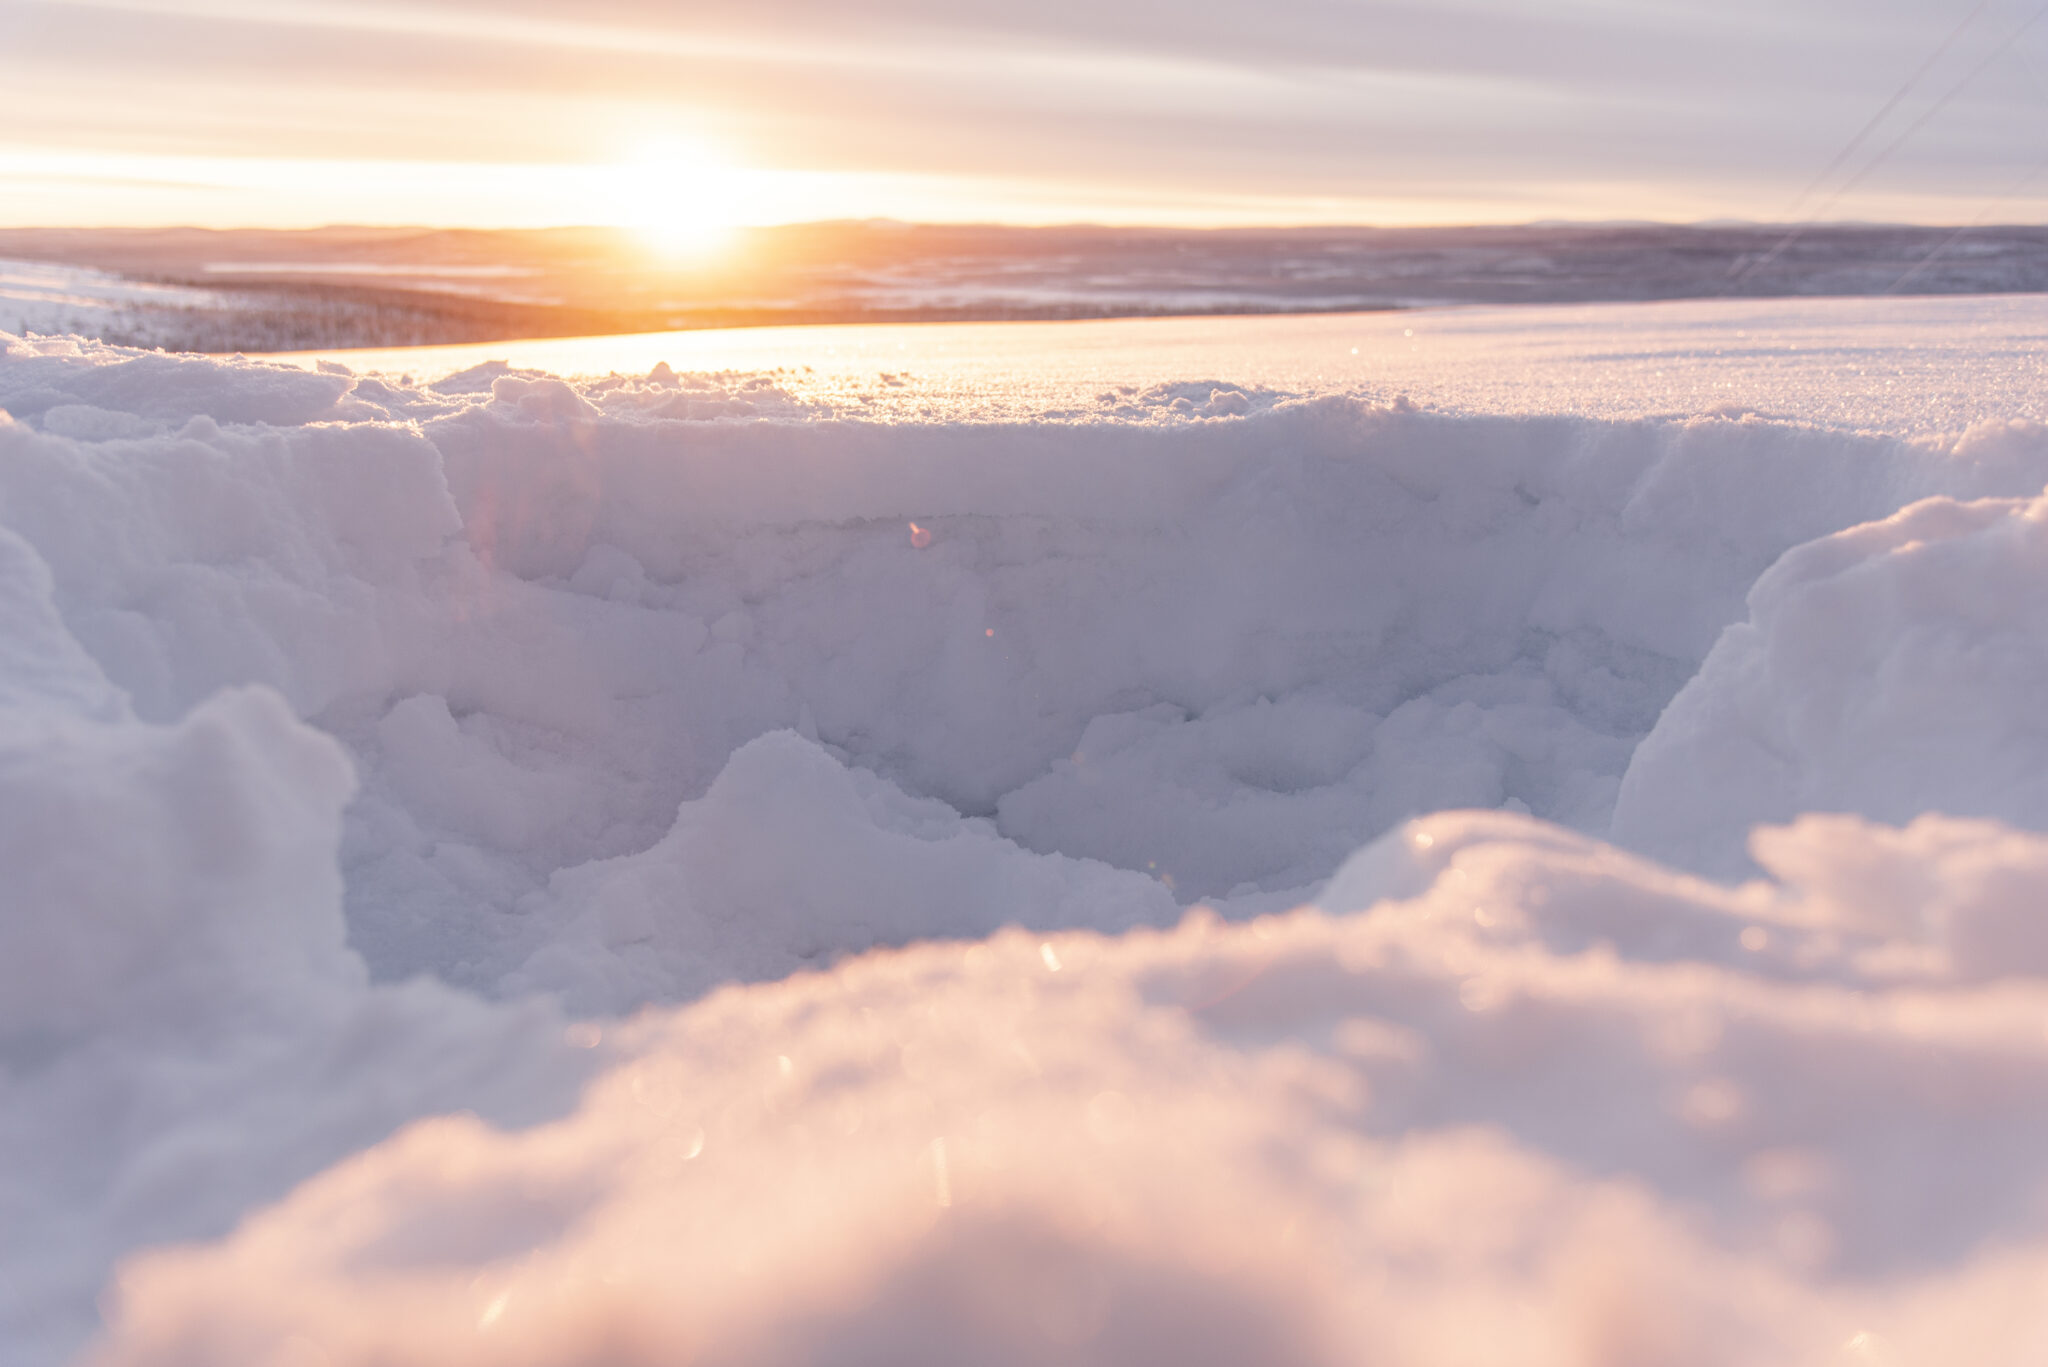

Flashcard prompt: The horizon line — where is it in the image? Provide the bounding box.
[5,217,2046,236]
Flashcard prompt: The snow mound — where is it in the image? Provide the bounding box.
[9,333,2048,999]
[1616,464,2048,877]
[85,811,2048,1367]
[511,729,1176,1014]
[9,324,2048,1364]
[0,624,588,1365]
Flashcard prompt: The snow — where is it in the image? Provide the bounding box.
[6,305,2048,1364]
[1614,471,2048,879]
[282,293,2048,435]
[0,261,230,349]
[76,814,2048,1365]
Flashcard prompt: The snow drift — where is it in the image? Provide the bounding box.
[84,811,2048,1367]
[1613,456,2048,879]
[6,324,2048,1365]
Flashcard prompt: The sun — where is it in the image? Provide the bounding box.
[599,136,742,263]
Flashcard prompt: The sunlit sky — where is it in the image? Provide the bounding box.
[4,0,2048,229]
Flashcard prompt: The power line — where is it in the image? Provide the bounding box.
[1883,16,2048,294]
[1823,0,2048,212]
[1882,159,2048,294]
[1773,0,1995,226]
[1731,0,2045,289]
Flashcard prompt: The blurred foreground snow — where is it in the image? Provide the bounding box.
[6,313,2048,1364]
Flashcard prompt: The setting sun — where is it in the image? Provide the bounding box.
[597,137,742,262]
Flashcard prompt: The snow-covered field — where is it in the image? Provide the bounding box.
[7,298,2048,1364]
[0,261,233,351]
[277,292,2048,435]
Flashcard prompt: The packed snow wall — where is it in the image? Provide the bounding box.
[9,330,2048,1365]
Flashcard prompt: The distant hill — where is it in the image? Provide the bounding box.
[5,221,2047,353]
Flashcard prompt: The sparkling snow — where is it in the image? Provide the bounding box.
[276,293,2048,434]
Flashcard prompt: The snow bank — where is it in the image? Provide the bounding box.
[1616,453,2048,878]
[8,323,2048,1364]
[0,505,592,1365]
[9,333,2048,990]
[0,681,590,1363]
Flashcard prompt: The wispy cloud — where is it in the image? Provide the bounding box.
[7,0,2048,225]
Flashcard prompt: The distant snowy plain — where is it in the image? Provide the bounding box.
[7,298,2048,1364]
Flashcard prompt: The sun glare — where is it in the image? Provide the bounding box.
[599,137,741,262]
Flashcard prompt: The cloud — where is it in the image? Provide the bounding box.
[7,0,2048,223]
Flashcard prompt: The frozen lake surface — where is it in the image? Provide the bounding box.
[9,297,2048,1365]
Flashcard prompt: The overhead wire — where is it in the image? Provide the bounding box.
[1881,161,2048,292]
[1760,0,1995,230]
[1883,21,2048,293]
[1729,0,2046,289]
[1817,0,2048,210]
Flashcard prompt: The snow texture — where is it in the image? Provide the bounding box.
[292,293,2048,437]
[6,315,2048,1364]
